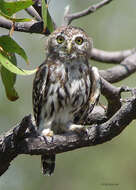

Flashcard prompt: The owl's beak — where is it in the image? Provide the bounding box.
[67,41,72,54]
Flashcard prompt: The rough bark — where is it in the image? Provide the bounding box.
[0,93,136,176]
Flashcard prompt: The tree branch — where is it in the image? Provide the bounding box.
[101,78,132,118]
[0,115,32,176]
[20,95,135,154]
[64,0,113,25]
[32,0,42,17]
[91,48,136,63]
[100,52,136,83]
[0,85,135,176]
[0,16,50,35]
[25,6,42,21]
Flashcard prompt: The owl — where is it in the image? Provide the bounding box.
[32,26,100,175]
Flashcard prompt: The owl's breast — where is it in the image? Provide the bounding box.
[49,61,91,111]
[66,72,91,111]
[37,60,92,133]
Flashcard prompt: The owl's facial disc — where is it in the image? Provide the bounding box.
[55,35,86,60]
[47,26,93,60]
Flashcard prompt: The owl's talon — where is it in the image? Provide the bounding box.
[41,128,54,137]
[39,135,48,144]
[40,134,54,144]
[40,129,54,144]
[50,135,54,143]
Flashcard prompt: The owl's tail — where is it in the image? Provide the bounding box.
[41,154,56,176]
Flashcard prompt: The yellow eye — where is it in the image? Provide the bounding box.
[75,37,83,45]
[56,35,65,44]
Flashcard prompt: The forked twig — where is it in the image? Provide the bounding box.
[64,0,113,25]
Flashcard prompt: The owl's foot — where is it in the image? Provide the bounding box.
[41,128,54,137]
[40,129,54,144]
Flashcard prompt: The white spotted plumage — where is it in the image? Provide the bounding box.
[36,58,91,134]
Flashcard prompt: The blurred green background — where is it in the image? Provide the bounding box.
[0,0,136,189]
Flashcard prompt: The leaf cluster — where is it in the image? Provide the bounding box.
[0,0,54,101]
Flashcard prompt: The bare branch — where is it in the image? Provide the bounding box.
[20,97,136,154]
[0,92,136,176]
[0,16,50,35]
[91,48,136,63]
[100,52,136,83]
[0,115,32,176]
[64,0,113,25]
[25,6,42,21]
[100,78,132,118]
[85,105,107,124]
[32,0,42,17]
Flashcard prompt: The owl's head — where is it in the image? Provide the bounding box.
[46,26,93,60]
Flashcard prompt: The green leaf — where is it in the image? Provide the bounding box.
[0,35,29,64]
[1,54,19,101]
[0,10,32,22]
[0,0,34,16]
[47,9,54,33]
[42,0,54,33]
[42,0,48,30]
[0,53,37,75]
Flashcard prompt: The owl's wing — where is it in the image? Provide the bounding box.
[84,66,101,121]
[89,66,101,106]
[74,66,101,124]
[32,62,49,127]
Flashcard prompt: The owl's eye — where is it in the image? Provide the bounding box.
[75,37,84,45]
[56,35,65,44]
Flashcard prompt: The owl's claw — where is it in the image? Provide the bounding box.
[40,129,54,144]
[41,128,54,137]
